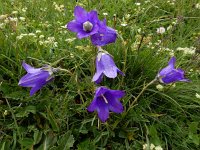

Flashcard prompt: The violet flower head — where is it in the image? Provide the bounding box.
[18,62,54,96]
[87,86,125,122]
[157,57,189,84]
[91,19,117,46]
[67,6,99,39]
[92,50,124,84]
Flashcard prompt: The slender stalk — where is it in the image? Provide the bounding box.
[128,78,157,111]
[113,78,157,129]
[5,98,22,149]
[56,67,73,75]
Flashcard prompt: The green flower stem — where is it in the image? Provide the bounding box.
[5,98,22,149]
[56,67,73,75]
[113,78,157,129]
[128,78,157,111]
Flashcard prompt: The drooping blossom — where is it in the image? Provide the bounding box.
[18,62,54,96]
[92,49,124,84]
[157,57,189,84]
[67,6,99,39]
[87,86,125,122]
[91,19,117,46]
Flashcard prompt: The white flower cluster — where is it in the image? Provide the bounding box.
[176,47,196,55]
[39,36,58,47]
[156,27,165,34]
[16,33,37,40]
[143,143,163,150]
[195,3,200,9]
[53,2,65,12]
[196,93,200,99]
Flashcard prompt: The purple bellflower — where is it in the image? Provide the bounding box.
[18,62,54,96]
[92,49,124,84]
[157,57,189,84]
[87,86,125,122]
[67,6,99,39]
[91,19,117,46]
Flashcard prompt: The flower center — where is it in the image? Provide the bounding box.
[101,94,108,104]
[83,21,93,32]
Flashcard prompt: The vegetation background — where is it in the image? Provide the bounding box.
[0,0,200,149]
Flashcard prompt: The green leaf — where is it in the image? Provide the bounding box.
[37,132,57,150]
[19,138,34,149]
[77,139,96,150]
[16,105,36,118]
[47,108,60,132]
[34,129,43,145]
[57,131,75,150]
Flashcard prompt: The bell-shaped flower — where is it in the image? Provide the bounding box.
[92,50,124,84]
[18,62,54,96]
[67,6,99,39]
[87,86,125,122]
[157,57,189,84]
[91,19,117,46]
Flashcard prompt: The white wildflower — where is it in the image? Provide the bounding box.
[19,17,25,21]
[53,42,58,47]
[47,37,55,42]
[121,23,127,26]
[143,144,147,150]
[125,14,131,19]
[3,110,8,116]
[28,33,36,36]
[103,12,108,16]
[11,11,18,14]
[155,145,163,150]
[156,84,164,91]
[65,38,76,43]
[39,35,45,39]
[0,23,5,29]
[22,7,27,13]
[196,93,200,99]
[177,47,196,55]
[156,27,165,34]
[195,3,200,9]
[150,143,155,150]
[36,30,42,34]
[135,2,141,6]
[0,14,8,20]
[39,41,44,45]
[21,33,28,36]
[70,53,74,58]
[9,17,18,22]
[4,18,9,23]
[16,35,23,40]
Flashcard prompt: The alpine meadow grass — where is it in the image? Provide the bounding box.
[0,0,200,150]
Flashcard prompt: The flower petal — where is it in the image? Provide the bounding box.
[95,86,109,97]
[117,68,125,76]
[105,92,124,113]
[100,54,118,78]
[92,72,103,84]
[96,97,109,122]
[67,20,82,33]
[19,71,50,87]
[88,10,98,24]
[161,69,184,83]
[87,97,98,112]
[168,56,176,67]
[91,27,117,46]
[22,62,41,73]
[109,90,125,98]
[74,6,88,23]
[30,85,43,96]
